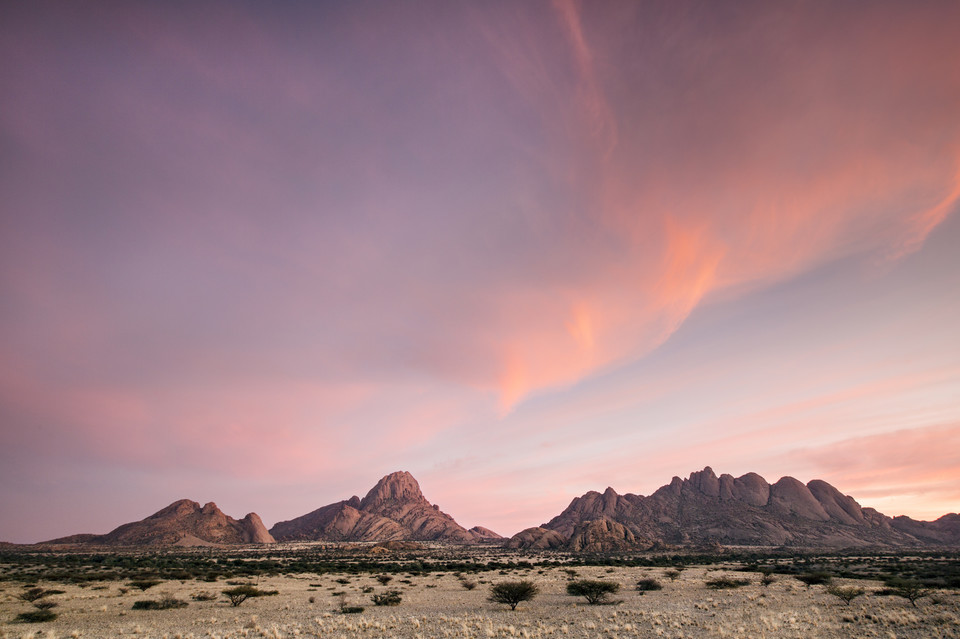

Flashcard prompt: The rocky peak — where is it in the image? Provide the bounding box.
[689,467,720,497]
[271,471,482,543]
[769,476,830,521]
[239,513,276,544]
[360,471,426,510]
[151,499,201,519]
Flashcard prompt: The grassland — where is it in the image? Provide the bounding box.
[1,545,958,638]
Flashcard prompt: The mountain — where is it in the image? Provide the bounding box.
[43,500,275,546]
[509,467,959,550]
[890,513,960,544]
[270,471,483,543]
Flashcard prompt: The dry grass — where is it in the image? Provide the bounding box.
[0,565,957,638]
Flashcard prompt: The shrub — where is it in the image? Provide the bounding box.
[489,581,539,611]
[132,596,188,610]
[371,590,402,606]
[761,573,777,587]
[192,591,217,601]
[130,580,162,591]
[33,600,58,610]
[706,577,750,589]
[376,575,393,585]
[341,605,365,614]
[664,570,681,581]
[461,579,478,590]
[566,579,621,605]
[827,585,865,606]
[16,609,58,623]
[636,578,663,594]
[796,572,832,588]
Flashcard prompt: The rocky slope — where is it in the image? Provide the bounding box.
[890,513,960,544]
[509,467,959,550]
[44,500,275,546]
[270,471,483,543]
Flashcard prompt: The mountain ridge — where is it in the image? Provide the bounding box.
[26,468,959,549]
[508,466,960,550]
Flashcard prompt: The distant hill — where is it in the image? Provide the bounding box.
[270,471,484,543]
[43,500,275,547]
[508,467,960,550]
[469,526,504,540]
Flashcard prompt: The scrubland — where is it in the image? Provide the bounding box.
[1,548,959,638]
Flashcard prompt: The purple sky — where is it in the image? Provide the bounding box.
[2,1,959,543]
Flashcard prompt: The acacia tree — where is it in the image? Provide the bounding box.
[566,580,621,605]
[887,578,933,608]
[222,585,261,607]
[826,585,865,606]
[489,581,539,611]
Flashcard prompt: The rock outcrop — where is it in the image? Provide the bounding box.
[509,467,953,550]
[504,527,567,550]
[44,500,275,546]
[469,526,503,539]
[270,471,483,543]
[567,519,642,552]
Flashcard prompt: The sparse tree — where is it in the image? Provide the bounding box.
[566,579,621,605]
[223,585,261,607]
[489,581,539,611]
[887,578,933,608]
[705,576,751,589]
[796,572,832,588]
[636,578,663,594]
[827,585,865,606]
[376,575,393,585]
[18,588,49,603]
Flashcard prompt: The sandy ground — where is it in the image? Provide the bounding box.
[2,566,959,638]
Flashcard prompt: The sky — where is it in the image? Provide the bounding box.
[1,1,959,544]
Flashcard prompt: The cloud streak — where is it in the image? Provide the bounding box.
[1,1,959,541]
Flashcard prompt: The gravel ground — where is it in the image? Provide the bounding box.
[2,566,958,638]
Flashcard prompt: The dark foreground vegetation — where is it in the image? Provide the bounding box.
[1,545,958,593]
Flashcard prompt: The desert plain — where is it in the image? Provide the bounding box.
[2,545,959,639]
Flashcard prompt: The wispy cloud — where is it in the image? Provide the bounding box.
[1,1,959,541]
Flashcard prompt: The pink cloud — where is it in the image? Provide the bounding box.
[2,1,960,540]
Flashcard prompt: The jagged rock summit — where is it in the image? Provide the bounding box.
[270,471,484,543]
[44,500,275,547]
[509,467,960,550]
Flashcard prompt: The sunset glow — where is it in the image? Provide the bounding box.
[1,1,959,542]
